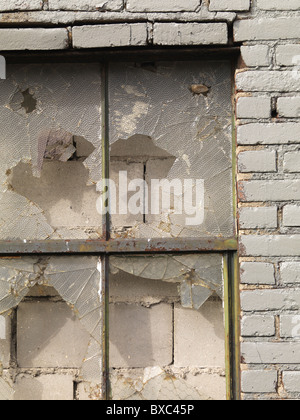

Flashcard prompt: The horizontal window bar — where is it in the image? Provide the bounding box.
[0,238,237,255]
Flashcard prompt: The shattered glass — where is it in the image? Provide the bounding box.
[0,64,103,240]
[109,61,233,239]
[110,254,224,309]
[0,257,104,400]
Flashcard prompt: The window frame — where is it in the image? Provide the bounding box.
[0,47,241,400]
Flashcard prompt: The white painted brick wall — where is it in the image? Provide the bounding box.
[126,0,200,12]
[241,45,271,67]
[283,205,300,227]
[236,71,300,92]
[209,0,250,12]
[49,0,123,11]
[239,206,277,229]
[0,28,69,50]
[280,262,300,284]
[276,45,300,66]
[238,123,300,145]
[0,0,42,11]
[234,18,300,41]
[242,342,300,364]
[277,98,300,118]
[283,372,300,393]
[242,315,275,337]
[257,0,300,11]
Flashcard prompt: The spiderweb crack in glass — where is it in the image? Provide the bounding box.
[0,257,104,399]
[109,61,234,238]
[110,254,223,309]
[0,64,102,240]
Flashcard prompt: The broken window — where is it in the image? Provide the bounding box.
[0,58,238,401]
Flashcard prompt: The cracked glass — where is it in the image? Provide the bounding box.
[0,64,103,241]
[109,61,233,239]
[0,256,104,400]
[109,254,226,400]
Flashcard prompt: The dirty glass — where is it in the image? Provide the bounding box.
[109,61,233,239]
[0,257,104,400]
[109,254,226,400]
[0,64,103,241]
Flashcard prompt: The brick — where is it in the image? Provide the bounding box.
[283,372,300,393]
[237,97,271,119]
[238,123,300,145]
[14,375,74,401]
[240,235,300,257]
[278,98,300,118]
[49,0,123,11]
[110,303,173,368]
[240,262,275,285]
[280,262,300,284]
[241,45,270,67]
[153,23,228,46]
[0,28,68,51]
[239,207,277,229]
[174,300,225,368]
[276,45,300,66]
[241,289,300,312]
[0,316,10,369]
[209,0,250,11]
[238,150,276,172]
[242,315,275,337]
[0,0,42,10]
[283,205,300,227]
[234,18,300,41]
[238,180,300,202]
[17,301,90,368]
[242,342,300,364]
[236,71,300,92]
[72,24,148,49]
[284,152,300,173]
[127,0,199,12]
[280,315,300,338]
[257,0,300,10]
[242,370,277,393]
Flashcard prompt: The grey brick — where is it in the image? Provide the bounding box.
[153,23,228,46]
[236,71,300,92]
[241,45,271,67]
[73,24,148,49]
[242,342,300,364]
[0,0,42,11]
[242,315,275,337]
[14,375,74,401]
[241,289,300,312]
[242,370,277,393]
[238,123,300,145]
[110,303,173,368]
[280,315,300,338]
[127,0,200,12]
[278,97,300,118]
[234,18,300,41]
[257,0,300,10]
[209,0,250,11]
[240,262,275,285]
[280,262,300,284]
[239,207,277,229]
[237,97,271,119]
[238,150,276,172]
[283,205,300,227]
[283,372,300,393]
[276,45,300,66]
[49,0,123,11]
[284,152,300,173]
[240,235,300,257]
[0,28,69,51]
[238,180,300,202]
[17,301,90,368]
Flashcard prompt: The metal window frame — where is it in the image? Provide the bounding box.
[0,47,241,401]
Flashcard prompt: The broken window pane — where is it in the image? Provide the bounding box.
[109,254,226,400]
[109,61,234,239]
[0,64,103,240]
[0,257,104,401]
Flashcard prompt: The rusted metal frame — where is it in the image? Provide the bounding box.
[224,251,241,401]
[0,237,238,255]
